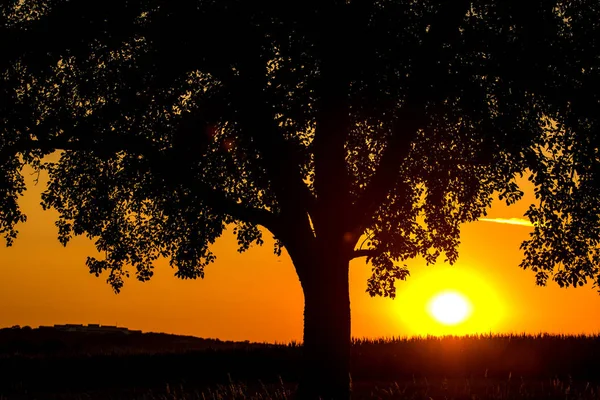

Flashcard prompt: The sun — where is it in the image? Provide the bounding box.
[427,290,472,325]
[389,266,504,335]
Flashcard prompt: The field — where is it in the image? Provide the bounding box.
[1,328,600,399]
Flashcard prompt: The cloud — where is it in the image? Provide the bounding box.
[478,217,534,227]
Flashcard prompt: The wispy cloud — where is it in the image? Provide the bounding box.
[478,217,534,227]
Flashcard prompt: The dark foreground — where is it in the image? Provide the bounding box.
[1,329,599,399]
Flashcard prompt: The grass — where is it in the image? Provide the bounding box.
[1,333,600,399]
[3,376,599,400]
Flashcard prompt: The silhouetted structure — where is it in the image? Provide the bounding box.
[50,324,142,334]
[2,1,599,399]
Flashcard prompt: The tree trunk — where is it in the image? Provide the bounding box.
[296,251,351,400]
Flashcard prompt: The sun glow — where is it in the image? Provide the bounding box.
[392,266,505,336]
[427,291,472,325]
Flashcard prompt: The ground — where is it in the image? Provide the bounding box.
[1,328,599,399]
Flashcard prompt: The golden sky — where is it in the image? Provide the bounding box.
[1,168,599,342]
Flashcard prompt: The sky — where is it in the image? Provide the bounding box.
[1,167,600,342]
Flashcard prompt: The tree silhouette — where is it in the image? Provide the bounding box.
[1,0,599,398]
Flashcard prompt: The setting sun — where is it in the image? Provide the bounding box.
[391,265,506,336]
[427,291,472,325]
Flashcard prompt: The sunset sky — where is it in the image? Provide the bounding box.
[1,165,599,343]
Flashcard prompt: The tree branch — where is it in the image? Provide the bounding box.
[350,0,472,233]
[232,39,317,241]
[190,180,282,234]
[1,131,284,236]
[351,248,384,260]
[312,3,352,238]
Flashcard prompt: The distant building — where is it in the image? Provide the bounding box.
[51,324,141,334]
[53,324,84,332]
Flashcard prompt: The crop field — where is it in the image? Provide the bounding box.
[1,332,600,399]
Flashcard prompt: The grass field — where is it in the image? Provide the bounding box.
[1,331,600,399]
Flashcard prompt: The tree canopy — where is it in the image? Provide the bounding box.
[2,0,600,294]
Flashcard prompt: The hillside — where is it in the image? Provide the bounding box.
[0,325,260,356]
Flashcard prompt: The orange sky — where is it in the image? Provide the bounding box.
[1,167,599,342]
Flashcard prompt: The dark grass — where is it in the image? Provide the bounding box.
[1,333,600,399]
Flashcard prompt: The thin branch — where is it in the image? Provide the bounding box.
[352,248,384,260]
[358,231,375,251]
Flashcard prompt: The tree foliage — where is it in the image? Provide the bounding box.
[1,0,599,295]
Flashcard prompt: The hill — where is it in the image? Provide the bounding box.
[0,325,261,356]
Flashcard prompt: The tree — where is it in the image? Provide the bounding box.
[1,0,599,398]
